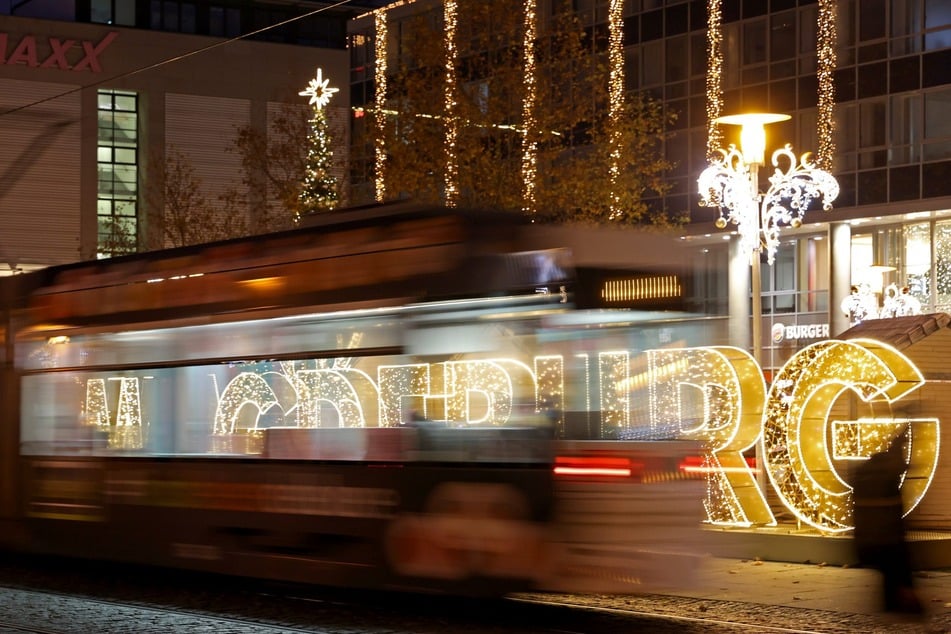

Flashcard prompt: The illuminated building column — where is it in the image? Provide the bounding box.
[830,222,852,335]
[728,235,752,354]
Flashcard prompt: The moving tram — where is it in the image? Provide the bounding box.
[0,204,705,595]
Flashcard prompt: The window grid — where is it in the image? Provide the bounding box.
[97,90,139,258]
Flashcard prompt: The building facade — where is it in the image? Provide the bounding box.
[0,1,364,269]
[348,0,951,372]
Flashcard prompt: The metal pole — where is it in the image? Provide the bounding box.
[749,163,767,497]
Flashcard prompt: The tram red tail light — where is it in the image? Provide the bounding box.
[553,456,642,478]
[677,455,758,475]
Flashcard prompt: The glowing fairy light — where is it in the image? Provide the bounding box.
[374,10,388,202]
[112,377,143,449]
[816,0,837,170]
[296,368,377,428]
[85,378,109,426]
[647,347,774,527]
[599,351,629,434]
[84,377,144,449]
[443,0,459,206]
[763,339,939,533]
[607,0,624,219]
[520,0,538,217]
[298,68,339,110]
[378,364,431,426]
[214,371,281,436]
[68,341,941,532]
[535,355,564,433]
[705,0,724,160]
[442,359,535,425]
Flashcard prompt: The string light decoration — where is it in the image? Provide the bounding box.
[295,368,378,428]
[762,339,939,533]
[520,0,538,217]
[378,363,431,425]
[374,10,388,202]
[83,377,144,449]
[832,417,939,516]
[535,355,564,434]
[606,0,624,219]
[647,347,774,526]
[298,68,340,215]
[112,377,143,449]
[71,341,940,532]
[85,378,109,426]
[214,371,282,436]
[442,359,535,425]
[443,0,459,206]
[701,0,839,320]
[599,351,629,435]
[816,0,837,170]
[705,0,723,160]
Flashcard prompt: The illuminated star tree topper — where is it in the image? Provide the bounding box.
[298,67,339,110]
[298,68,339,216]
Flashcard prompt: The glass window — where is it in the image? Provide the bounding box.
[90,0,136,26]
[859,100,887,147]
[903,222,931,304]
[743,18,767,65]
[890,94,922,164]
[181,3,196,34]
[689,32,706,77]
[163,1,179,31]
[925,0,951,30]
[925,29,951,50]
[770,11,796,62]
[98,90,139,258]
[210,6,224,36]
[115,95,136,112]
[116,1,135,26]
[925,89,951,139]
[115,148,136,164]
[640,40,663,86]
[91,0,112,24]
[934,220,951,311]
[859,0,886,41]
[893,0,923,37]
[665,35,687,82]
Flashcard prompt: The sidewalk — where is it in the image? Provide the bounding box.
[686,556,951,617]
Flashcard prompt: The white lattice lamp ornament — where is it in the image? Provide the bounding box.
[698,113,840,265]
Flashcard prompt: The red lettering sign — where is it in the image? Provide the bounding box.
[7,35,38,67]
[73,32,117,73]
[0,31,117,73]
[40,38,76,70]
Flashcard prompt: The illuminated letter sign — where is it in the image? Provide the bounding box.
[763,339,939,532]
[84,337,940,532]
[648,347,774,526]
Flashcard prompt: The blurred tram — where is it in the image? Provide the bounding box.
[0,204,707,595]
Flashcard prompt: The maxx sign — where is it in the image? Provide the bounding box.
[0,31,117,73]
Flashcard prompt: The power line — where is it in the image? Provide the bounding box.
[0,0,358,118]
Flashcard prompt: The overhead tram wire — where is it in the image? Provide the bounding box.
[0,0,358,119]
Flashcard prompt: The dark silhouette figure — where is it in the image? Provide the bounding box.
[851,432,923,615]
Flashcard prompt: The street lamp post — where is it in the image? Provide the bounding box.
[698,113,840,365]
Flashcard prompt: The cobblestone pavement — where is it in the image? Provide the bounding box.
[1,555,950,632]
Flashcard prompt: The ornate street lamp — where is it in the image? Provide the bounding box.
[698,113,839,364]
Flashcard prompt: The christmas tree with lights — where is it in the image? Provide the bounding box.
[298,68,339,216]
